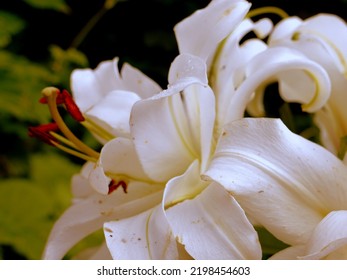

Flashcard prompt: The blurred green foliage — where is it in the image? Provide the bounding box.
[0,153,79,259]
[0,11,25,48]
[0,0,346,260]
[22,0,70,13]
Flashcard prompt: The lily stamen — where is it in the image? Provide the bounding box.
[42,87,100,159]
[40,88,85,122]
[61,89,86,122]
[51,141,98,162]
[49,131,79,150]
[28,122,60,146]
[108,179,128,194]
[82,118,114,142]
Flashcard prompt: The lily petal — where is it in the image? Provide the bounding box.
[205,118,347,245]
[269,245,306,260]
[165,181,261,260]
[296,14,347,74]
[120,62,162,99]
[269,16,303,45]
[210,18,270,130]
[71,57,160,115]
[274,211,347,260]
[174,0,250,61]
[131,54,215,181]
[211,18,272,94]
[99,138,149,180]
[269,17,347,156]
[163,160,208,209]
[168,53,208,86]
[88,162,111,195]
[314,105,346,155]
[104,205,178,260]
[231,47,331,120]
[71,58,121,112]
[71,162,97,200]
[73,242,112,260]
[85,90,141,138]
[42,181,163,259]
[88,242,112,260]
[89,137,151,194]
[301,211,347,259]
[270,15,347,72]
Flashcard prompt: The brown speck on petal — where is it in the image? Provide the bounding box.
[104,227,113,233]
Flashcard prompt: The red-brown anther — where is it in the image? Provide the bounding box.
[28,122,60,146]
[61,90,85,122]
[39,90,65,104]
[108,180,128,194]
[39,89,85,122]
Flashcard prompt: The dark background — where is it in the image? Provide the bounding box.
[3,0,347,86]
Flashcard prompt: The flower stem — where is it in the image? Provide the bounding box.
[70,0,120,49]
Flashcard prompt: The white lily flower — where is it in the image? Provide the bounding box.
[100,53,262,260]
[95,1,264,259]
[41,1,332,260]
[94,0,330,258]
[103,42,331,259]
[266,14,347,158]
[42,0,254,259]
[205,118,347,259]
[71,57,162,142]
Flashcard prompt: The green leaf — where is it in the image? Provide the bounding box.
[49,45,89,87]
[50,46,89,69]
[0,11,26,48]
[23,0,70,13]
[0,152,79,259]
